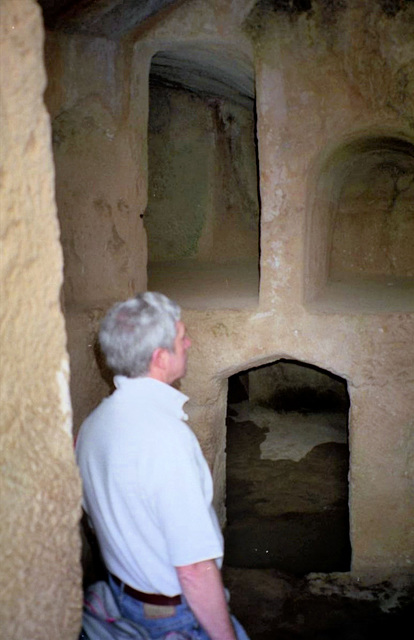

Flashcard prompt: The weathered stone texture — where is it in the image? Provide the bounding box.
[36,0,414,591]
[150,2,413,579]
[147,84,259,263]
[44,33,147,308]
[44,33,149,431]
[0,1,82,637]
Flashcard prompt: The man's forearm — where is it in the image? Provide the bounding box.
[176,559,237,640]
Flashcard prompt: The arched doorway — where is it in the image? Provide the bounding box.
[225,359,351,575]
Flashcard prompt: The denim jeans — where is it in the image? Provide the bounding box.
[108,574,250,640]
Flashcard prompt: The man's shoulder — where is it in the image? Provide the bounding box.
[76,380,194,454]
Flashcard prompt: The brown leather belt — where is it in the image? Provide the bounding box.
[110,574,182,606]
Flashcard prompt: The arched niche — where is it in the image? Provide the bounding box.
[224,359,351,575]
[145,45,261,310]
[305,134,414,313]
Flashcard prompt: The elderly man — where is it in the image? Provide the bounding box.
[76,292,249,640]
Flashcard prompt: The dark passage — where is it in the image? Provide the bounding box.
[222,361,413,639]
[224,360,351,575]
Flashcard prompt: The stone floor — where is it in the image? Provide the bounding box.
[223,565,414,640]
[223,404,414,639]
[147,259,259,309]
[224,403,351,574]
[148,260,414,313]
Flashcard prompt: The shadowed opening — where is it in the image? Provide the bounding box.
[224,359,351,575]
[146,46,261,310]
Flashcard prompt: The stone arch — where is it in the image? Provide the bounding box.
[304,131,414,312]
[223,356,352,574]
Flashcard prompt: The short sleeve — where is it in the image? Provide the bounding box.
[149,426,223,567]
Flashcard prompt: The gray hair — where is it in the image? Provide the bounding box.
[99,292,181,377]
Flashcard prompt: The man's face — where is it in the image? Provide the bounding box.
[166,321,191,384]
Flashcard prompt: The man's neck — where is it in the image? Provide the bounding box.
[147,369,173,385]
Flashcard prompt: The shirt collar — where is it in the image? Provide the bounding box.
[113,375,189,421]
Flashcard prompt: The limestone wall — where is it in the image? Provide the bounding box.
[330,139,414,279]
[147,85,217,261]
[44,32,148,429]
[135,0,414,578]
[247,361,349,412]
[147,84,259,263]
[38,0,414,585]
[0,1,82,637]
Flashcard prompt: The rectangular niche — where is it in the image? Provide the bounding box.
[145,47,260,310]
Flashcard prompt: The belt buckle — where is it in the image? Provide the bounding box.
[143,603,176,619]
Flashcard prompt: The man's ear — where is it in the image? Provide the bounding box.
[150,347,168,370]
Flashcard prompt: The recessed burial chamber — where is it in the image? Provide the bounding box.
[225,360,351,575]
[146,47,260,309]
[306,136,414,313]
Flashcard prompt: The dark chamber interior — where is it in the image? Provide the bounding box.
[145,49,261,310]
[224,360,351,575]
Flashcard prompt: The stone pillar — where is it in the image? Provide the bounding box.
[44,32,148,431]
[0,1,82,637]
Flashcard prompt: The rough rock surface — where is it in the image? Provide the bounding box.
[0,1,82,638]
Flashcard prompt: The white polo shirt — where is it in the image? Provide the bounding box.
[76,376,223,596]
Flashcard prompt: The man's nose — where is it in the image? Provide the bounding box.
[185,336,192,349]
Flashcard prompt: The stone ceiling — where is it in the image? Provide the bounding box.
[36,0,413,118]
[37,0,185,39]
[150,47,255,109]
[37,0,414,39]
[37,0,255,108]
